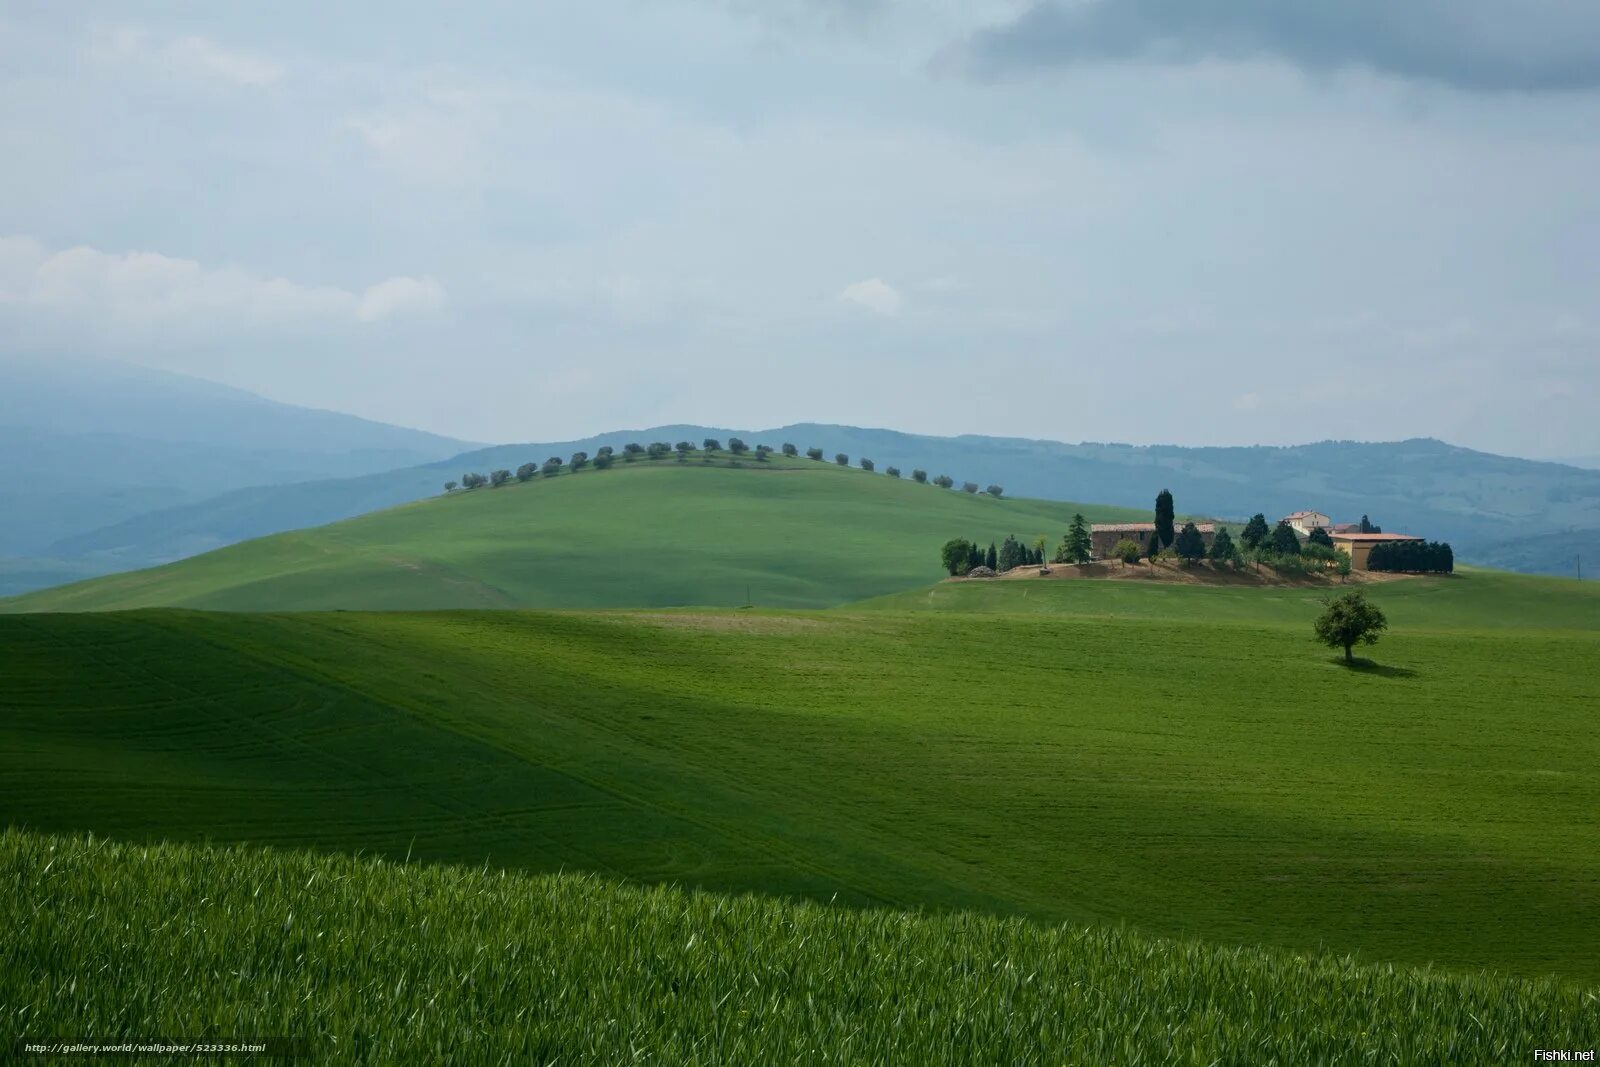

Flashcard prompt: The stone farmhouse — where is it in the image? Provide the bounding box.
[1283,510,1331,536]
[1090,522,1215,559]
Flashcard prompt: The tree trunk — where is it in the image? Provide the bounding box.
[1344,644,1354,664]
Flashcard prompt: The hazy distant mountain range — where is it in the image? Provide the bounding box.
[1,355,1595,594]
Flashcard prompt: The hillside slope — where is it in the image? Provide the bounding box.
[3,458,1143,612]
[8,831,1594,1064]
[31,424,1600,590]
[4,588,1597,980]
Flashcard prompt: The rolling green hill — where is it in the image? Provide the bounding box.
[8,830,1594,1064]
[5,584,1598,981]
[1,458,1145,613]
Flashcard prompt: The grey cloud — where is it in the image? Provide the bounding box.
[947,0,1600,92]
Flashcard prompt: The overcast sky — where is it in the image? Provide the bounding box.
[2,1,1597,456]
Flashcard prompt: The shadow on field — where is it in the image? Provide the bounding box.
[1332,657,1418,679]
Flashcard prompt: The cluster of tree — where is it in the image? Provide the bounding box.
[997,534,1046,570]
[941,535,1049,575]
[1367,540,1454,573]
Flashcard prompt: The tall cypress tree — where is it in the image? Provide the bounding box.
[986,543,998,571]
[1147,532,1160,559]
[1155,489,1176,548]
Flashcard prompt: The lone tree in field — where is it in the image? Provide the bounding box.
[1112,537,1142,566]
[859,457,874,472]
[1308,526,1334,548]
[677,441,696,458]
[593,451,614,469]
[1240,513,1270,551]
[962,481,980,494]
[835,453,850,466]
[1314,591,1388,664]
[1209,526,1237,565]
[885,466,901,478]
[985,485,1004,498]
[781,442,798,456]
[703,439,721,452]
[516,462,538,483]
[443,480,457,493]
[940,538,973,576]
[1174,521,1206,563]
[1271,520,1301,556]
[570,451,589,471]
[934,474,954,489]
[1058,513,1092,564]
[1155,489,1176,549]
[807,447,824,461]
[912,469,928,483]
[490,469,512,487]
[541,457,563,477]
[729,438,749,455]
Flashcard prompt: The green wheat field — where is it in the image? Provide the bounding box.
[4,461,1598,1061]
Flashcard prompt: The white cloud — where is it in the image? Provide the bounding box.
[91,26,283,87]
[838,277,903,316]
[0,236,444,330]
[356,276,447,322]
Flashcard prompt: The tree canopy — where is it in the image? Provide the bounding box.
[1174,521,1206,562]
[1271,521,1301,556]
[1367,541,1453,573]
[940,538,973,576]
[1240,514,1270,551]
[1314,591,1389,664]
[1057,514,1092,564]
[1209,527,1236,564]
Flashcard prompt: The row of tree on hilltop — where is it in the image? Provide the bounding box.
[444,438,1008,499]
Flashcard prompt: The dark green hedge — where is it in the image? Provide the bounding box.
[1367,540,1454,573]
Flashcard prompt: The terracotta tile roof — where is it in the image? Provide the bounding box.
[1329,532,1424,542]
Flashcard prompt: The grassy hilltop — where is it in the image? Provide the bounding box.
[6,572,1598,982]
[1,457,1143,613]
[7,831,1595,1064]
